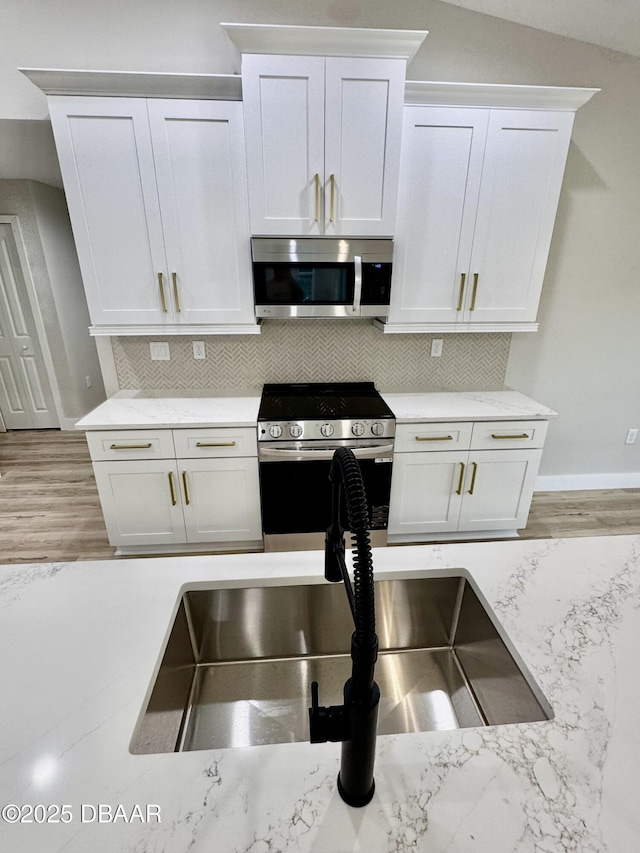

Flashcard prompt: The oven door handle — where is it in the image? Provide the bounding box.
[259,443,394,462]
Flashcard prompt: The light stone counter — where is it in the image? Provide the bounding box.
[380,389,557,423]
[75,389,262,430]
[0,535,638,851]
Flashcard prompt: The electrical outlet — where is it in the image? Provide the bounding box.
[625,428,638,444]
[431,338,443,357]
[192,341,206,360]
[85,375,92,388]
[150,342,170,361]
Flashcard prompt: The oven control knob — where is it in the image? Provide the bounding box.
[289,424,303,438]
[371,421,385,436]
[320,423,334,437]
[351,422,365,437]
[269,424,283,438]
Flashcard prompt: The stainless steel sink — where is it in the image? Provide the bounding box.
[131,574,552,754]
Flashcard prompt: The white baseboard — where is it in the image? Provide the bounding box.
[535,472,640,492]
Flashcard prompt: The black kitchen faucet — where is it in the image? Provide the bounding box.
[308,447,380,807]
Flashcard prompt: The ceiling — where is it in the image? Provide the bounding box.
[436,0,640,58]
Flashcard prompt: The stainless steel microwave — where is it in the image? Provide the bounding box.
[252,237,393,319]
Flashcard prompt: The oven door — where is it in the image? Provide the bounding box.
[258,441,393,548]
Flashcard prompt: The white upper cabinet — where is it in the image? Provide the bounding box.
[384,83,598,332]
[48,95,256,333]
[241,54,405,237]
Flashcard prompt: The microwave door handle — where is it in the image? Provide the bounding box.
[352,255,363,316]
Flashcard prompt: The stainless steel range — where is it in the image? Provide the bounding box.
[257,382,395,551]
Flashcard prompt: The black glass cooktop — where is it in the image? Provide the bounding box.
[259,382,394,421]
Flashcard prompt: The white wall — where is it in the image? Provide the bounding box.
[1,0,639,481]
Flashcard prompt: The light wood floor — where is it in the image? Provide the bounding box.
[1,429,639,565]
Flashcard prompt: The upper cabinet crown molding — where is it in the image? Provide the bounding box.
[19,68,243,100]
[221,22,428,61]
[404,80,600,111]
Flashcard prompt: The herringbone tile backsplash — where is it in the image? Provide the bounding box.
[113,322,510,390]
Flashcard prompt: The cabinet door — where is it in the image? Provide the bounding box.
[180,457,262,544]
[147,100,254,325]
[457,449,542,532]
[388,451,467,536]
[93,460,186,546]
[48,97,169,326]
[242,55,325,236]
[467,110,574,324]
[324,58,405,237]
[388,108,489,324]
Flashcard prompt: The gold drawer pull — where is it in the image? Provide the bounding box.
[168,471,177,506]
[416,435,454,442]
[468,461,478,495]
[457,273,466,311]
[172,272,181,313]
[110,443,153,450]
[491,433,530,440]
[157,272,168,312]
[455,462,466,496]
[182,471,190,505]
[195,441,237,448]
[470,272,479,311]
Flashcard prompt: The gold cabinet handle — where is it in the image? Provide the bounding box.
[455,462,466,496]
[168,471,177,505]
[172,272,181,313]
[416,435,454,442]
[110,442,153,450]
[470,273,479,311]
[330,174,335,222]
[468,461,478,495]
[157,273,168,313]
[314,173,320,222]
[457,273,466,312]
[195,441,236,448]
[182,471,190,505]
[491,433,530,440]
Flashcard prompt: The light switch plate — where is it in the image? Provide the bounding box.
[150,342,170,361]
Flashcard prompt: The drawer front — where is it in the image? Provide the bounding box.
[86,430,175,461]
[471,420,549,451]
[395,422,473,453]
[173,427,258,458]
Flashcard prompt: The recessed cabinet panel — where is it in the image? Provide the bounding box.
[388,451,466,535]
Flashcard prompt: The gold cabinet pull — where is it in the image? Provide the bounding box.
[172,272,181,313]
[110,442,153,450]
[157,273,168,312]
[314,173,320,222]
[468,461,478,495]
[182,470,190,505]
[457,273,466,312]
[491,433,530,440]
[329,174,335,222]
[455,462,466,496]
[195,441,236,448]
[416,435,454,442]
[470,273,479,311]
[168,471,177,505]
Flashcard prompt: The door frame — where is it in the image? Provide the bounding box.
[0,215,63,428]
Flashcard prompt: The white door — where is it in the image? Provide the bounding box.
[241,55,325,236]
[48,96,169,327]
[388,108,489,324]
[324,57,404,237]
[0,222,58,428]
[466,110,574,324]
[457,449,543,532]
[93,460,186,546]
[388,451,467,536]
[180,457,262,544]
[147,100,254,326]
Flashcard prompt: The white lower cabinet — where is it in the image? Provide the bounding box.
[88,428,262,553]
[388,420,546,541]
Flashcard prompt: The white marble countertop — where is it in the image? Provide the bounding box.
[75,389,262,430]
[0,535,637,851]
[75,388,556,430]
